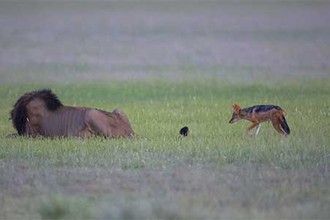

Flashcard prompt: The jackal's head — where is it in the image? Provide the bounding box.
[229,104,242,124]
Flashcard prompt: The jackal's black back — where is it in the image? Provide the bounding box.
[244,105,282,114]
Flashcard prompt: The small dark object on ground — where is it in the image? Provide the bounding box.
[180,126,189,137]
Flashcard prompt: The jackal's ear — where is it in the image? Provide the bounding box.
[232,104,241,113]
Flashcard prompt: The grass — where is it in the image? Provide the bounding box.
[0,0,329,218]
[0,79,329,219]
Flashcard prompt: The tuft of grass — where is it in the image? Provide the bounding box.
[38,195,92,219]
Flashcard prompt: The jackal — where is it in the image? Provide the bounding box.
[229,104,290,136]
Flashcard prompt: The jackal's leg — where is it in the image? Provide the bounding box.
[246,123,260,136]
[271,117,286,135]
[255,124,261,136]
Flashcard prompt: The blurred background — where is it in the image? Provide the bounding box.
[1,0,329,85]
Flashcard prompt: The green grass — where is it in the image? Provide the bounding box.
[0,79,329,219]
[1,1,329,218]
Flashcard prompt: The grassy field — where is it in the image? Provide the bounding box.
[1,1,330,219]
[1,80,329,219]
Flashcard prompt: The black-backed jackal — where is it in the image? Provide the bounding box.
[229,104,290,136]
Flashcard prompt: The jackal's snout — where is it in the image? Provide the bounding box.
[229,113,240,124]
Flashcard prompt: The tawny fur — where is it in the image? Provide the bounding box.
[10,89,135,138]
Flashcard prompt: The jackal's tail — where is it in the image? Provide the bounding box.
[280,115,290,135]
